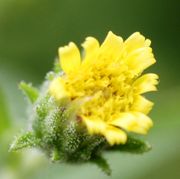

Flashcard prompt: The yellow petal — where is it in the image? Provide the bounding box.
[81,37,99,65]
[131,112,153,134]
[133,73,159,94]
[125,47,156,74]
[145,39,151,47]
[109,112,137,131]
[123,32,155,74]
[124,32,147,52]
[59,42,81,74]
[103,126,127,145]
[49,77,69,100]
[109,112,153,134]
[131,95,154,114]
[100,31,123,61]
[82,116,106,134]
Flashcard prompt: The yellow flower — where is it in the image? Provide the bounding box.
[49,31,158,146]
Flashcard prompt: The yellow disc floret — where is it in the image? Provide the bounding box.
[49,31,158,146]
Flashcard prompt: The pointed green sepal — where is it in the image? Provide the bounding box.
[19,81,39,103]
[9,132,40,152]
[107,135,151,154]
[91,155,111,176]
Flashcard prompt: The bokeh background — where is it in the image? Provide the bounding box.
[0,0,180,179]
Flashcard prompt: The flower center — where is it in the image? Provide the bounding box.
[61,61,135,122]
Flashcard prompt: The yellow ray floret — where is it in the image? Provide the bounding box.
[49,31,159,146]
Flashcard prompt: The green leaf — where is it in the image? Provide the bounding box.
[9,132,40,152]
[91,155,111,176]
[107,135,151,154]
[19,81,39,103]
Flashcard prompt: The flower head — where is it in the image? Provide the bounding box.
[49,31,158,145]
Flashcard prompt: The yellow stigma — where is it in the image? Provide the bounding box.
[49,31,159,146]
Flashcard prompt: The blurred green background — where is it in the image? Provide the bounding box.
[0,0,180,179]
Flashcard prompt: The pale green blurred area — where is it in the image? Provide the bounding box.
[0,0,180,178]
